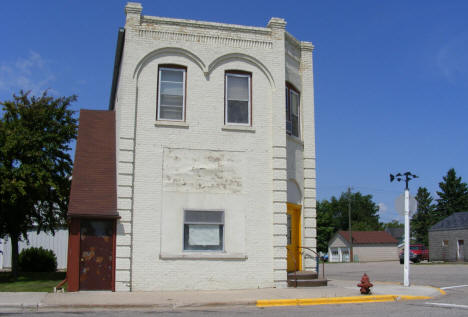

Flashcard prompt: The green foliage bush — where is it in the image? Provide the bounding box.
[18,247,57,272]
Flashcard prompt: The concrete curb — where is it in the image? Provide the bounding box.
[29,294,435,311]
[256,295,433,307]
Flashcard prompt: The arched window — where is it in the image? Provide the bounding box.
[157,64,187,121]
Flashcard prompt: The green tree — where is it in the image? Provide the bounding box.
[436,168,468,219]
[316,200,336,253]
[316,191,382,252]
[411,187,436,246]
[0,91,77,278]
[383,220,404,229]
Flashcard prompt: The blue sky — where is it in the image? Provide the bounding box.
[1,1,467,223]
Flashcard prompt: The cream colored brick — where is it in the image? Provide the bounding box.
[304,217,316,228]
[117,221,132,235]
[120,138,134,151]
[119,162,134,174]
[116,245,131,258]
[115,281,131,292]
[118,186,132,198]
[116,270,131,282]
[119,150,134,163]
[109,2,315,292]
[118,198,132,210]
[117,234,131,246]
[116,257,131,270]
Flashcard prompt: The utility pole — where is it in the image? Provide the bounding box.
[390,172,418,287]
[348,187,353,262]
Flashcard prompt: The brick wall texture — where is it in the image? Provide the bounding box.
[112,2,316,291]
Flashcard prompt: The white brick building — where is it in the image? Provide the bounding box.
[67,2,316,292]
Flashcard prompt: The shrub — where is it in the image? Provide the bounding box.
[18,247,57,272]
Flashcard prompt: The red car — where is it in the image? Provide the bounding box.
[399,244,429,264]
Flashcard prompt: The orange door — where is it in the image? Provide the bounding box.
[286,203,302,272]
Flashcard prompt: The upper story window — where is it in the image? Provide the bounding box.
[286,83,300,138]
[225,71,251,125]
[157,66,186,121]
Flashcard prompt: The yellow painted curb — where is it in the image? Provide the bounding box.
[256,295,432,307]
[431,286,446,295]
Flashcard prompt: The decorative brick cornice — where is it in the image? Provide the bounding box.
[267,17,287,29]
[141,16,272,36]
[125,2,142,15]
[300,41,315,52]
[137,29,273,49]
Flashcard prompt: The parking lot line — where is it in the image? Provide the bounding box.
[440,285,468,290]
[425,302,468,310]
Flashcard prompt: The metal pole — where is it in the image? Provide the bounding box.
[404,188,410,287]
[348,187,353,262]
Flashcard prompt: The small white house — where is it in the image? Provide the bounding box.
[328,231,398,262]
[66,2,317,292]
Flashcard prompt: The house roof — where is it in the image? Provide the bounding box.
[338,230,398,244]
[68,110,119,218]
[429,212,468,232]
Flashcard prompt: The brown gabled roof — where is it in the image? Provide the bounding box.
[68,110,118,218]
[338,230,397,244]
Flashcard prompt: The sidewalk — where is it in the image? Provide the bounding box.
[0,280,444,312]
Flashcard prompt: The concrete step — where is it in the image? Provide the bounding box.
[287,271,318,280]
[287,279,328,287]
[287,271,327,287]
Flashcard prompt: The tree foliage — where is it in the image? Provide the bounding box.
[436,168,468,219]
[316,191,382,252]
[411,187,436,246]
[383,220,404,229]
[0,90,77,278]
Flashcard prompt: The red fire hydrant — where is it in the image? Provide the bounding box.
[357,273,373,295]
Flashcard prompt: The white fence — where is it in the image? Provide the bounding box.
[0,229,68,270]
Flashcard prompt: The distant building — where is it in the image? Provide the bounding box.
[429,212,468,262]
[328,231,398,262]
[385,227,404,247]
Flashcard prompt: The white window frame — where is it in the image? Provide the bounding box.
[225,72,251,126]
[157,67,186,121]
[183,210,225,252]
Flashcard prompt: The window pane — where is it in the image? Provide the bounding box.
[290,91,300,137]
[184,224,223,250]
[161,69,184,82]
[292,114,299,137]
[160,106,183,120]
[160,82,183,96]
[188,225,220,246]
[160,94,183,107]
[158,68,185,121]
[185,210,223,224]
[227,100,248,124]
[227,75,249,101]
[291,92,299,116]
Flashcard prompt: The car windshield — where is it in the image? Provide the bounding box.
[410,246,420,250]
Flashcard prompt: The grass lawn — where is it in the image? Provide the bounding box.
[0,272,66,292]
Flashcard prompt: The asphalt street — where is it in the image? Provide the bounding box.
[3,262,468,316]
[323,261,468,287]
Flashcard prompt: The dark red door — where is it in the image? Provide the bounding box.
[79,219,115,290]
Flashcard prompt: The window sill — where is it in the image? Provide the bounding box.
[159,252,248,260]
[155,121,189,129]
[287,134,304,146]
[222,125,256,133]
